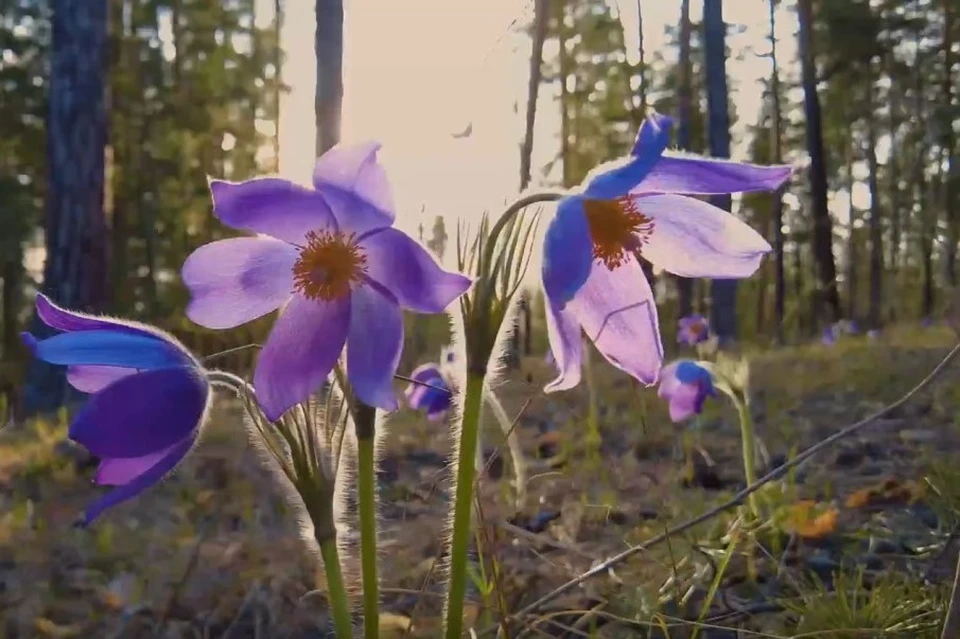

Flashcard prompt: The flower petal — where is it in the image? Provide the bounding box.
[69,367,207,458]
[542,197,594,308]
[347,285,403,410]
[635,194,772,278]
[668,385,701,422]
[568,258,663,385]
[584,113,672,200]
[35,293,156,339]
[361,228,472,312]
[182,237,298,330]
[657,361,682,398]
[25,330,192,370]
[312,142,395,236]
[635,153,793,196]
[95,438,191,486]
[543,300,583,393]
[254,294,350,421]
[80,436,195,526]
[67,365,137,394]
[209,177,336,245]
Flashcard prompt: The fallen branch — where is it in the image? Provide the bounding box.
[483,340,960,635]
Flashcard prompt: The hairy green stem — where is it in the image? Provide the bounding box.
[444,373,486,639]
[353,402,380,639]
[317,534,355,638]
[732,394,760,518]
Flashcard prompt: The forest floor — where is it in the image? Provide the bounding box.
[2,325,960,638]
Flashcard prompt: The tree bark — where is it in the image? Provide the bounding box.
[769,0,785,344]
[24,0,110,415]
[942,0,957,286]
[675,0,694,317]
[315,0,343,156]
[520,0,548,191]
[797,0,841,325]
[865,75,883,330]
[558,0,572,188]
[703,0,737,343]
[845,143,857,320]
[274,0,284,172]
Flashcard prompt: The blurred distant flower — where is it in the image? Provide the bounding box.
[678,314,710,345]
[921,316,934,328]
[657,360,716,423]
[404,363,453,421]
[182,142,471,420]
[867,329,880,340]
[541,112,792,392]
[822,325,837,345]
[21,294,209,525]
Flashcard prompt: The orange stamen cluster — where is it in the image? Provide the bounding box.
[292,230,368,301]
[582,196,655,270]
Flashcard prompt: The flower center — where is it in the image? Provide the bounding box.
[582,197,655,270]
[292,230,368,301]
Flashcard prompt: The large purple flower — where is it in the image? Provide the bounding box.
[657,360,716,423]
[21,294,210,525]
[182,142,472,420]
[542,112,792,392]
[404,363,453,421]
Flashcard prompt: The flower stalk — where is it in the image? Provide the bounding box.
[444,373,485,639]
[353,401,380,639]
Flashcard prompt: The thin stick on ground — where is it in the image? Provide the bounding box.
[481,340,960,635]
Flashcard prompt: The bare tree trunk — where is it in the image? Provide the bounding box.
[558,0,572,188]
[797,0,840,325]
[942,0,957,286]
[845,143,857,320]
[636,0,646,113]
[520,0,548,191]
[704,0,737,343]
[675,0,694,317]
[866,76,883,329]
[24,0,110,415]
[274,0,283,172]
[315,0,343,156]
[769,0,785,344]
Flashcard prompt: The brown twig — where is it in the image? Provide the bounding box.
[481,340,960,635]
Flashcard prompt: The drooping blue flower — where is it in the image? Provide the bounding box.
[542,112,792,392]
[657,360,716,423]
[181,142,472,420]
[21,294,210,525]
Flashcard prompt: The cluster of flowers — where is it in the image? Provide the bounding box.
[22,111,791,528]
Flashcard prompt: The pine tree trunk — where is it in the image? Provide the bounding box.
[558,0,572,188]
[797,0,840,325]
[942,0,957,286]
[703,0,737,343]
[845,144,857,320]
[866,78,883,329]
[520,0,548,191]
[274,0,283,172]
[675,0,694,317]
[315,0,343,156]
[24,0,110,415]
[769,0,785,344]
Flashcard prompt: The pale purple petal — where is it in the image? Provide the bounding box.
[347,285,403,410]
[70,367,208,459]
[95,437,193,486]
[182,237,298,330]
[312,142,395,236]
[80,437,195,526]
[657,362,682,399]
[35,293,155,339]
[67,365,137,394]
[544,300,583,393]
[360,228,472,312]
[668,385,701,422]
[633,194,771,278]
[634,153,793,196]
[568,257,663,385]
[254,295,350,421]
[209,177,336,245]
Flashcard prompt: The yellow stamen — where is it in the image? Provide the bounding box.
[582,196,655,270]
[292,230,368,301]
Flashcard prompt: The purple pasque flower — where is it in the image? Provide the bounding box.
[657,360,716,423]
[404,363,453,421]
[182,142,472,420]
[821,325,837,345]
[678,314,710,345]
[21,294,210,525]
[542,112,792,392]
